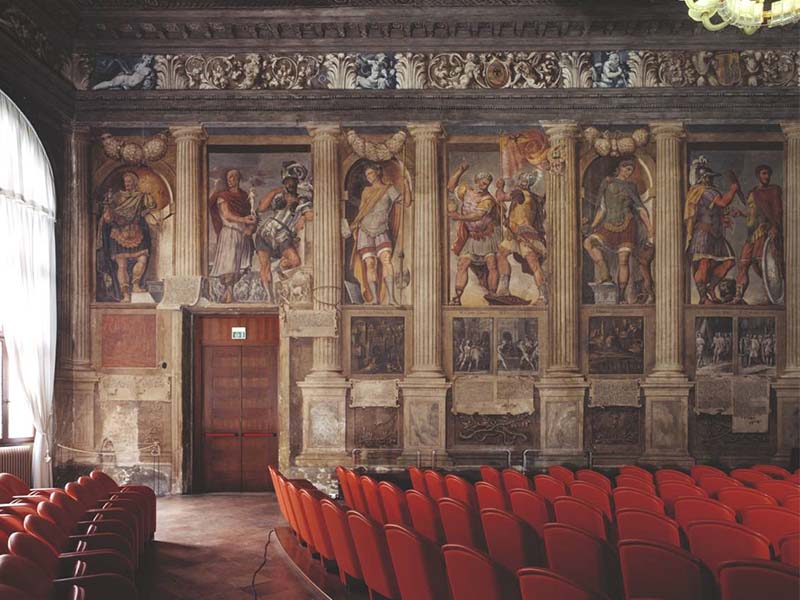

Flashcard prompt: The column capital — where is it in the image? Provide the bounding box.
[541,120,580,143]
[407,122,443,140]
[169,125,206,141]
[649,121,685,139]
[781,121,800,139]
[307,123,342,140]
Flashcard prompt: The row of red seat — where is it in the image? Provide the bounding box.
[0,471,156,599]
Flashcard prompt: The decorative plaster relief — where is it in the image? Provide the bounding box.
[284,310,337,338]
[407,401,439,447]
[588,379,641,408]
[350,379,399,408]
[308,402,343,448]
[731,377,770,433]
[695,377,733,415]
[651,400,683,450]
[544,401,579,449]
[452,375,535,415]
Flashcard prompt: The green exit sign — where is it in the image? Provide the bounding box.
[231,327,247,340]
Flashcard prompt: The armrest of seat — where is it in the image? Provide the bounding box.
[54,574,138,600]
[69,532,133,558]
[77,518,135,543]
[59,549,134,579]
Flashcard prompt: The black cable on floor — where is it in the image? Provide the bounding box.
[251,528,276,600]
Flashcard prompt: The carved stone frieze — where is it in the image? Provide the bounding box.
[353,407,399,449]
[0,5,68,72]
[589,407,640,446]
[455,412,533,446]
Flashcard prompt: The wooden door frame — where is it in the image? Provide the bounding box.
[186,308,281,494]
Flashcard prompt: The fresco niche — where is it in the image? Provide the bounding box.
[206,147,312,304]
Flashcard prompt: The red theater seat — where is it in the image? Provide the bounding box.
[673,497,737,530]
[718,559,800,600]
[385,524,450,600]
[336,466,355,507]
[752,465,793,480]
[378,481,410,526]
[612,487,665,515]
[518,567,609,600]
[406,489,444,545]
[619,465,654,483]
[616,508,681,547]
[88,471,155,542]
[730,468,772,488]
[781,494,800,512]
[614,475,656,495]
[345,470,369,514]
[445,475,478,511]
[685,520,772,580]
[739,505,800,551]
[657,482,707,515]
[779,533,800,567]
[442,544,510,600]
[480,508,541,574]
[548,466,575,485]
[503,469,532,493]
[756,481,800,505]
[576,470,612,494]
[408,466,428,495]
[438,497,485,550]
[284,481,316,552]
[718,487,778,512]
[424,471,447,501]
[299,489,336,564]
[320,499,362,586]
[691,465,726,481]
[554,496,609,541]
[542,522,616,598]
[655,469,694,486]
[533,474,566,507]
[618,539,713,600]
[476,482,509,511]
[360,476,387,524]
[509,488,551,537]
[697,476,743,498]
[569,481,613,521]
[479,466,505,493]
[347,511,400,600]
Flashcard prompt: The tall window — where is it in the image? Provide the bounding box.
[0,334,34,443]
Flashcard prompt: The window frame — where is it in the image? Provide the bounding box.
[0,334,34,445]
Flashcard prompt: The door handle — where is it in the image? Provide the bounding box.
[206,433,239,437]
[242,433,277,438]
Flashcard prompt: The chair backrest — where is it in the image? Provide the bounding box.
[756,481,800,505]
[438,497,485,550]
[658,481,707,514]
[36,501,73,537]
[752,464,792,480]
[575,470,612,493]
[655,469,694,486]
[612,487,665,515]
[718,487,778,512]
[360,476,387,524]
[445,474,478,511]
[270,467,290,523]
[0,474,29,497]
[739,505,800,550]
[345,470,369,514]
[533,474,566,505]
[424,470,448,500]
[619,465,654,483]
[320,498,362,582]
[509,488,550,537]
[480,508,541,574]
[614,475,656,495]
[336,466,355,507]
[385,524,451,600]
[476,482,509,511]
[685,520,772,579]
[8,530,59,579]
[691,465,727,481]
[542,522,614,597]
[618,539,713,600]
[442,544,505,600]
[553,496,608,541]
[0,552,52,600]
[730,468,772,487]
[616,508,682,547]
[406,489,445,544]
[781,494,800,512]
[347,511,399,600]
[568,481,613,521]
[408,466,429,495]
[285,481,316,550]
[299,489,336,561]
[718,559,800,600]
[503,468,532,492]
[697,476,743,498]
[779,532,800,568]
[518,567,607,600]
[22,513,65,556]
[673,497,737,530]
[378,481,411,526]
[479,466,505,492]
[548,465,575,485]
[275,476,300,537]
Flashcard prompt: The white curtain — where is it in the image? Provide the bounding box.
[0,89,57,487]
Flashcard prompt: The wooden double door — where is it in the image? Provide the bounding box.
[194,315,279,492]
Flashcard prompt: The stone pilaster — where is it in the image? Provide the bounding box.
[536,121,587,464]
[297,124,350,467]
[639,122,693,467]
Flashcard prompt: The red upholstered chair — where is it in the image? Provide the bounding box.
[442,544,509,600]
[336,466,355,507]
[360,476,387,524]
[616,508,681,547]
[445,475,478,512]
[479,466,505,493]
[385,524,451,600]
[63,480,144,552]
[781,494,800,512]
[533,474,566,507]
[779,533,800,567]
[691,465,726,481]
[657,482,707,515]
[618,539,713,600]
[730,468,771,488]
[345,470,369,514]
[718,559,800,600]
[503,469,532,493]
[320,499,362,586]
[480,508,541,574]
[756,481,800,505]
[739,506,800,551]
[299,489,336,565]
[576,470,612,494]
[518,567,609,600]
[275,477,301,538]
[285,481,316,552]
[378,482,410,526]
[476,482,509,511]
[424,471,447,501]
[548,466,575,485]
[673,496,737,530]
[438,497,485,550]
[615,475,656,495]
[685,520,772,580]
[655,469,694,486]
[752,464,793,480]
[612,487,665,515]
[0,553,53,600]
[542,522,616,598]
[568,481,613,522]
[618,465,653,482]
[509,489,550,537]
[718,487,778,512]
[406,490,444,545]
[408,466,428,495]
[88,471,155,541]
[347,511,400,600]
[269,466,291,523]
[553,496,609,541]
[0,473,58,502]
[698,476,743,498]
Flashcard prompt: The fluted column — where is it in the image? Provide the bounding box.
[408,123,443,376]
[650,122,686,377]
[170,126,205,277]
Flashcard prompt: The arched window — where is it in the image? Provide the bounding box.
[0,89,56,487]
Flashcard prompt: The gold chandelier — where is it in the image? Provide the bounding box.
[685,0,800,34]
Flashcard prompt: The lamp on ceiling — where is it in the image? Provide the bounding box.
[684,0,800,34]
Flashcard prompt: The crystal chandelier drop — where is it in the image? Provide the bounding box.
[684,0,800,34]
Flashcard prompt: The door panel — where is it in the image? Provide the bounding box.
[202,345,242,492]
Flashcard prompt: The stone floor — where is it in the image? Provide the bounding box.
[137,493,324,600]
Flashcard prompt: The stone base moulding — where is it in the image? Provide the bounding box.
[536,378,588,461]
[398,378,451,467]
[296,378,352,467]
[640,378,694,468]
[773,378,800,462]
